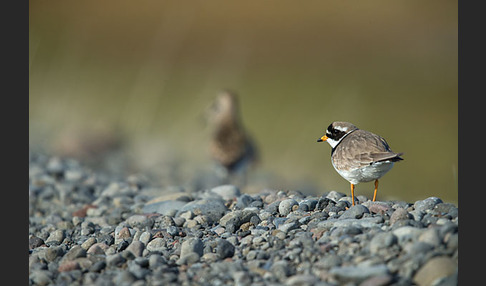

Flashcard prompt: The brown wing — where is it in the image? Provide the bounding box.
[332,130,403,170]
[210,122,259,170]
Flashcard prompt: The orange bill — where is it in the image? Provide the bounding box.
[317,135,328,142]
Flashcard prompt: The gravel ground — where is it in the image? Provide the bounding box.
[29,153,458,286]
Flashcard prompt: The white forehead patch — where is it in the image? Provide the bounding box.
[334,125,349,132]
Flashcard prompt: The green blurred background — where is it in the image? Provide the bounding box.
[29,1,458,204]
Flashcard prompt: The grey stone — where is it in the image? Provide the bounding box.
[126,214,154,229]
[113,270,136,285]
[279,199,299,216]
[101,182,134,197]
[63,245,87,261]
[139,231,151,245]
[390,207,412,225]
[89,261,106,272]
[359,274,394,286]
[29,270,53,286]
[279,221,300,233]
[148,254,166,269]
[317,217,384,230]
[166,226,179,236]
[235,194,254,209]
[87,242,109,255]
[326,191,346,201]
[128,262,150,280]
[392,226,424,246]
[284,274,317,286]
[265,200,282,214]
[126,241,145,257]
[369,232,398,253]
[271,260,292,278]
[409,209,425,221]
[176,198,228,223]
[142,200,188,216]
[403,241,434,255]
[106,253,126,267]
[180,237,204,257]
[330,226,362,238]
[300,199,318,211]
[413,256,457,286]
[330,264,389,283]
[81,237,97,250]
[210,184,241,200]
[339,204,370,219]
[217,239,235,259]
[418,227,442,247]
[29,236,45,249]
[177,252,201,265]
[45,229,65,246]
[414,197,443,212]
[45,246,64,262]
[146,238,166,252]
[233,271,251,286]
[432,203,458,218]
[220,209,258,233]
[317,254,342,269]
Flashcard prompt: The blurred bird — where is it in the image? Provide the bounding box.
[204,90,259,186]
[317,121,403,205]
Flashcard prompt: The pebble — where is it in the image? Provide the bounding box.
[414,197,443,212]
[81,237,97,250]
[216,238,235,259]
[126,241,145,257]
[339,204,369,219]
[63,245,86,261]
[392,226,424,246]
[176,199,228,223]
[45,229,65,246]
[87,243,108,255]
[180,237,204,257]
[413,256,457,286]
[45,246,64,262]
[146,238,166,252]
[29,236,45,249]
[210,184,241,200]
[330,264,389,283]
[30,270,53,286]
[106,253,126,267]
[278,199,299,216]
[142,200,188,216]
[126,214,154,229]
[28,154,459,286]
[389,207,411,225]
[369,232,398,254]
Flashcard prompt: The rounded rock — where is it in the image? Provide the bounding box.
[146,238,167,252]
[211,185,241,201]
[339,204,370,219]
[414,197,443,212]
[180,237,204,257]
[279,199,299,216]
[216,238,235,259]
[390,208,412,225]
[413,256,457,286]
[369,232,398,253]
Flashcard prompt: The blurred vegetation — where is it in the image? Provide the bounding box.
[29,1,458,204]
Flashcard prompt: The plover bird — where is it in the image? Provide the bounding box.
[205,90,258,185]
[317,121,403,205]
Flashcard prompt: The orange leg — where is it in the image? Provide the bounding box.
[351,183,355,206]
[372,180,379,202]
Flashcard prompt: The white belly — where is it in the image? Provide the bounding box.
[333,161,395,184]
